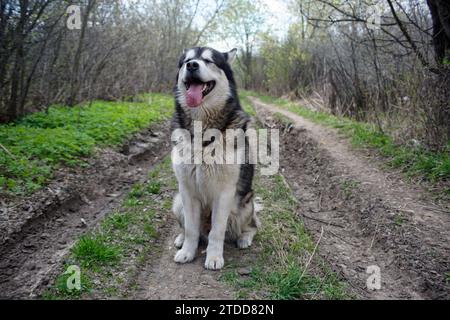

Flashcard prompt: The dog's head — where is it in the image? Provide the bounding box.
[175,47,237,109]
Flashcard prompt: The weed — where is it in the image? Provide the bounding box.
[103,212,133,231]
[146,181,161,194]
[72,234,121,268]
[340,180,361,198]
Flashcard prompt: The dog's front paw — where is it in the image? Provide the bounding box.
[174,248,195,264]
[204,255,224,270]
[174,234,184,249]
[237,237,252,249]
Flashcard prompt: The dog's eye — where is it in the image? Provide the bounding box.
[204,59,213,64]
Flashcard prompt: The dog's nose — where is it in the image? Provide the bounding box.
[186,61,199,72]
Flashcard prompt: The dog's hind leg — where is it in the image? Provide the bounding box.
[237,216,260,249]
[172,193,185,249]
[236,192,260,249]
[174,233,184,249]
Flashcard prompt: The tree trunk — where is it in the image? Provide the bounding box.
[67,0,97,106]
[7,0,28,121]
[426,0,450,65]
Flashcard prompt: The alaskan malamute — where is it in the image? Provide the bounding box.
[171,47,259,270]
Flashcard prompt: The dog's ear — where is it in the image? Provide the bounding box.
[178,49,187,68]
[225,48,237,65]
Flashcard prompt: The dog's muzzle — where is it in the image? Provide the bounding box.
[182,70,216,108]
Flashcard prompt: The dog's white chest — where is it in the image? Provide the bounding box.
[173,163,240,204]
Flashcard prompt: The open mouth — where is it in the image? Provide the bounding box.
[184,81,215,97]
[183,80,216,108]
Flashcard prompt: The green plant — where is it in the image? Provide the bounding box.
[146,181,161,194]
[72,234,121,268]
[0,94,173,196]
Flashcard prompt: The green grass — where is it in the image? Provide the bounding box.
[42,266,92,299]
[273,112,292,125]
[146,181,161,194]
[43,156,176,299]
[220,100,349,299]
[0,93,173,196]
[72,234,121,268]
[244,90,450,184]
[103,212,133,231]
[143,222,158,238]
[239,93,257,117]
[264,263,345,300]
[394,214,406,226]
[221,100,352,299]
[222,171,349,299]
[340,180,361,199]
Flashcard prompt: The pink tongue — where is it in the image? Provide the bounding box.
[186,84,203,108]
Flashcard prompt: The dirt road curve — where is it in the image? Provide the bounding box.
[251,97,450,299]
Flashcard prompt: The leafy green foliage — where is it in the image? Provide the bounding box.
[0,94,173,195]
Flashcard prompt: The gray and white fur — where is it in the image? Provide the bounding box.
[171,47,259,270]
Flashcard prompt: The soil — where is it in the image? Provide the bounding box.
[0,124,171,299]
[250,97,450,300]
[2,97,448,300]
[130,216,236,300]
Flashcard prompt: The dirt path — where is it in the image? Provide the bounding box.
[250,97,450,299]
[0,124,170,299]
[3,99,448,300]
[132,217,234,300]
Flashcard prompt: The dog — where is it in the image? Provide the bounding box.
[171,46,260,270]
